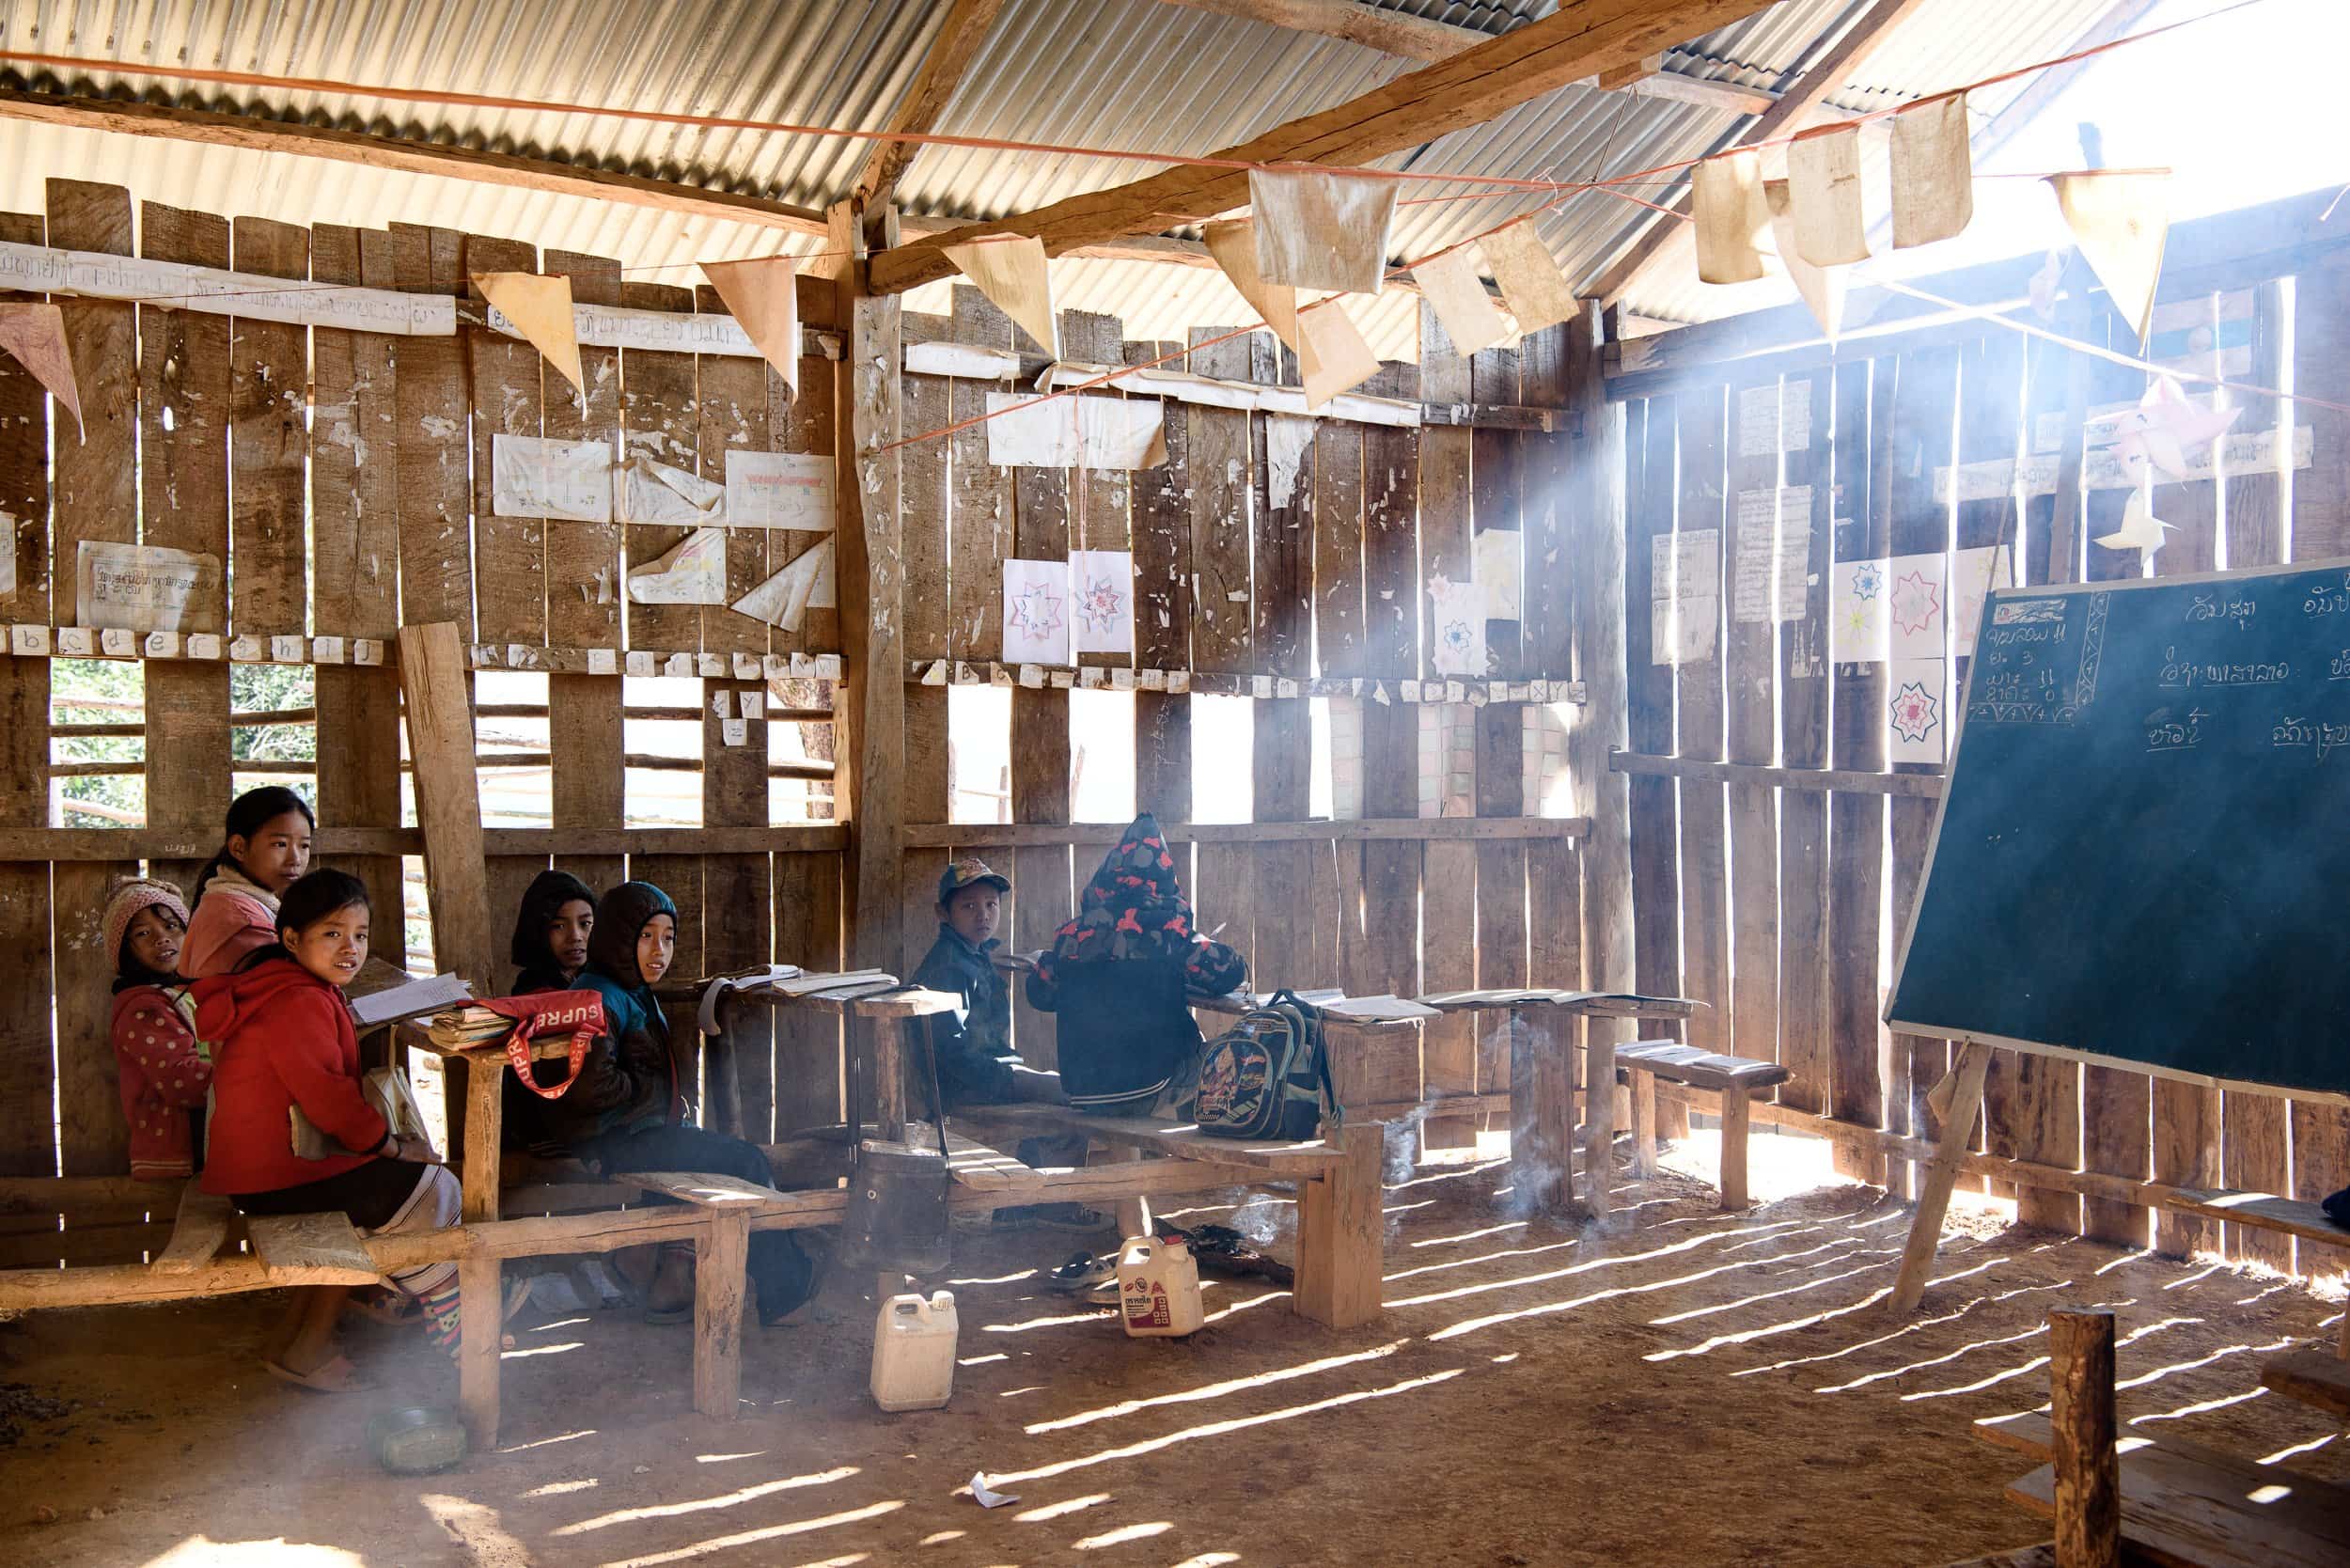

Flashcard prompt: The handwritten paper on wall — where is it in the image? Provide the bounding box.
[1070,549,1135,655]
[725,449,834,530]
[1651,529,1720,666]
[626,527,729,604]
[732,538,834,631]
[1737,380,1812,456]
[617,457,723,526]
[76,541,223,634]
[1002,557,1072,666]
[984,393,1167,470]
[1731,487,1811,624]
[493,433,612,523]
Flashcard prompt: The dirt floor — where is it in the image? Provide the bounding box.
[2,1129,2343,1568]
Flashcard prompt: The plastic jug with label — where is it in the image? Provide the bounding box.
[870,1290,958,1411]
[1116,1235,1204,1338]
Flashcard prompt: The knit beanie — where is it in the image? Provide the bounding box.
[102,877,190,974]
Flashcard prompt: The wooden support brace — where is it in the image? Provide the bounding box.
[1890,1039,1992,1312]
[2048,1309,2120,1568]
[1630,1069,1658,1179]
[696,1211,752,1419]
[1506,1007,1574,1211]
[1719,1087,1751,1211]
[1293,1120,1384,1327]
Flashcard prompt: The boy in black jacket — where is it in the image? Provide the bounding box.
[911,860,1103,1232]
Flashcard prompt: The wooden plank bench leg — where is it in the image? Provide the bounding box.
[1719,1087,1750,1210]
[1294,1121,1383,1328]
[1630,1068,1658,1180]
[696,1212,750,1420]
[458,1254,501,1448]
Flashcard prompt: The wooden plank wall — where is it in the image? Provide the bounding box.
[1617,254,2350,1279]
[0,187,845,1260]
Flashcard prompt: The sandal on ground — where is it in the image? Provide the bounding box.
[1044,1249,1118,1297]
[262,1354,373,1394]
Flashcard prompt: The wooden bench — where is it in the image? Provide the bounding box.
[1976,1409,2350,1568]
[149,1185,384,1287]
[1615,1042,1791,1209]
[2162,1188,2350,1392]
[953,1103,1386,1329]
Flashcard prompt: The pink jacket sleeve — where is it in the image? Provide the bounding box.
[182,893,276,980]
[261,989,388,1155]
[112,994,212,1108]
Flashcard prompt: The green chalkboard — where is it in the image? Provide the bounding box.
[1888,558,2350,1097]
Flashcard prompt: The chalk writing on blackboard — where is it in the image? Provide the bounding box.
[1968,591,2107,724]
[2302,573,2350,616]
[2156,650,2289,688]
[2329,650,2350,680]
[2186,592,2255,628]
[2144,707,2205,752]
[2270,715,2350,760]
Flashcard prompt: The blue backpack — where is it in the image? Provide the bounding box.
[1185,990,1339,1141]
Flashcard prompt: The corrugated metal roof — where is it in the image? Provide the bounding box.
[0,0,2134,355]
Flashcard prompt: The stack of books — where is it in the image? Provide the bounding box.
[425,1005,525,1051]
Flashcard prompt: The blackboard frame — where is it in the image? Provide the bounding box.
[1885,558,2350,1110]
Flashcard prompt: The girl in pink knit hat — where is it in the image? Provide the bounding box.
[103,878,211,1183]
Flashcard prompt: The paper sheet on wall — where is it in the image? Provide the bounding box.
[493,433,612,522]
[1737,380,1812,456]
[75,541,223,633]
[1832,557,1889,662]
[1069,549,1135,655]
[1886,552,1949,659]
[1480,219,1575,335]
[1413,244,1510,357]
[1650,595,1718,666]
[1248,169,1398,296]
[1002,557,1072,665]
[1428,577,1487,676]
[618,456,725,525]
[1731,487,1810,623]
[725,449,834,529]
[626,527,729,604]
[1887,657,1948,764]
[1651,528,1721,604]
[731,538,834,631]
[0,302,83,437]
[1473,527,1522,620]
[984,393,1166,470]
[1264,415,1316,510]
[1948,543,2011,654]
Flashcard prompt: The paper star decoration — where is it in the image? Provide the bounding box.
[1851,562,1883,602]
[1008,579,1066,640]
[1439,618,1477,657]
[1073,570,1127,635]
[1890,569,1942,637]
[2099,376,2240,481]
[2094,489,2177,557]
[1889,680,1941,745]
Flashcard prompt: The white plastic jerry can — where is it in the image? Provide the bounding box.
[870,1291,959,1411]
[1117,1235,1204,1338]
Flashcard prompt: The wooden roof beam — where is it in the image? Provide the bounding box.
[1580,0,1935,306]
[851,0,1007,212]
[870,0,1774,297]
[1152,0,1504,62]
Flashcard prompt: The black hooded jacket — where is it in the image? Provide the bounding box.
[509,869,598,996]
[505,881,686,1152]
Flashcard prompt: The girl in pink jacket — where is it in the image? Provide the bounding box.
[181,786,314,980]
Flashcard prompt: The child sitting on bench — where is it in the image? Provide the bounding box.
[556,881,821,1327]
[194,870,463,1391]
[103,877,211,1183]
[182,786,315,980]
[1025,812,1247,1118]
[509,869,598,996]
[911,859,1102,1232]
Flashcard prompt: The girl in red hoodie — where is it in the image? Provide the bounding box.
[196,870,462,1391]
[182,786,314,980]
[103,878,212,1182]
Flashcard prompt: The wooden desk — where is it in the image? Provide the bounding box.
[1418,989,1701,1218]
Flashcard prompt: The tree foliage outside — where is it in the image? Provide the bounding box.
[51,659,318,827]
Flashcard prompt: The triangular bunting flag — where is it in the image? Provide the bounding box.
[0,302,83,439]
[1480,220,1575,335]
[1889,93,1974,250]
[1298,299,1379,410]
[1413,244,1511,358]
[1785,125,1869,267]
[1203,219,1301,354]
[2046,170,2170,344]
[1693,149,1770,285]
[700,255,801,402]
[1764,180,1847,342]
[943,235,1059,359]
[474,272,584,396]
[1248,169,1398,295]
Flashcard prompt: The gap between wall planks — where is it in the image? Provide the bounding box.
[0,206,51,1179]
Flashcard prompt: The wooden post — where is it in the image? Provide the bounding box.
[1294,1120,1384,1328]
[831,199,907,976]
[1630,1067,1658,1179]
[1718,1088,1750,1210]
[2048,1309,2121,1568]
[396,623,495,998]
[1568,304,1632,1219]
[695,1212,751,1419]
[1508,1006,1573,1211]
[1890,1039,1992,1311]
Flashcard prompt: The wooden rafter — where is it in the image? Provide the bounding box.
[1579,0,1934,305]
[852,0,1007,211]
[1152,0,1502,61]
[870,0,1772,297]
